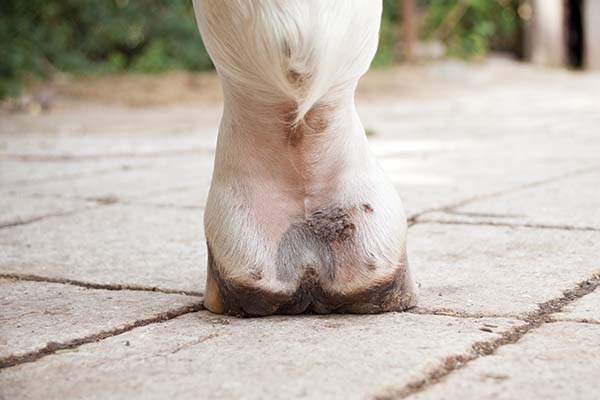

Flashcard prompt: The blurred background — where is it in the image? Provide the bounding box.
[1,0,599,108]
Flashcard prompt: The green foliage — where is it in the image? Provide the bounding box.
[0,0,520,98]
[422,0,519,59]
[374,0,520,66]
[365,128,378,137]
[373,0,402,67]
[0,0,212,98]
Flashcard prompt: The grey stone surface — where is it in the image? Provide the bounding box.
[0,204,206,293]
[5,155,214,203]
[555,287,600,323]
[0,105,219,152]
[358,59,600,145]
[408,322,600,400]
[0,193,92,227]
[139,185,209,209]
[411,223,600,316]
[0,312,523,400]
[0,159,143,186]
[0,278,200,359]
[360,64,600,217]
[374,134,600,217]
[417,170,600,229]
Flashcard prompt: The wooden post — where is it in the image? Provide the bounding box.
[525,0,566,67]
[402,0,417,61]
[585,0,600,69]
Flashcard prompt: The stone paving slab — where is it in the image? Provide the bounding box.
[358,62,600,143]
[139,185,209,209]
[0,106,219,154]
[0,278,200,360]
[408,322,600,400]
[0,312,523,400]
[412,223,600,316]
[555,287,600,323]
[0,159,147,186]
[417,170,600,229]
[0,194,92,227]
[375,135,600,217]
[0,132,212,159]
[3,155,214,204]
[0,204,205,293]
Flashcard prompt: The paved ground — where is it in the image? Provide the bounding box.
[1,58,599,399]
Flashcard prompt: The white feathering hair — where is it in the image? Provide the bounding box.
[193,0,382,125]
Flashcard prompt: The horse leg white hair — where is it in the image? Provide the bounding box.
[193,0,418,316]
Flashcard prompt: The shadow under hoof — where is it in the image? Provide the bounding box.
[205,246,418,318]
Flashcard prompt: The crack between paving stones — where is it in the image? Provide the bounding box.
[414,219,600,232]
[407,165,600,223]
[0,198,129,229]
[0,273,203,297]
[407,307,516,320]
[4,165,143,188]
[120,200,204,211]
[0,302,204,370]
[442,210,521,219]
[375,274,600,400]
[442,165,600,211]
[547,317,600,325]
[89,198,204,212]
[169,332,220,355]
[0,196,202,231]
[4,189,204,213]
[3,147,214,162]
[0,207,95,230]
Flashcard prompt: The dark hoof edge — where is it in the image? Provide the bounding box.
[206,246,418,318]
